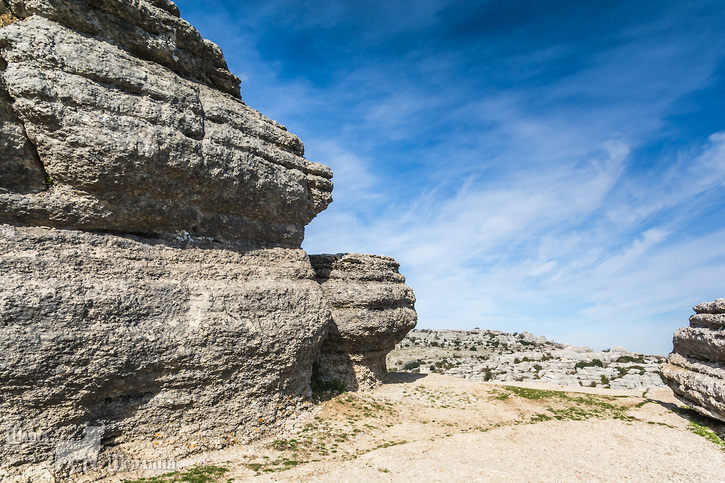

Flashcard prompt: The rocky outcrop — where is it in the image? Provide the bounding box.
[390,330,665,390]
[0,224,330,472]
[661,299,725,422]
[0,1,415,479]
[310,254,417,390]
[0,0,332,246]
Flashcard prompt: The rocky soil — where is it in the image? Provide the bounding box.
[387,329,665,390]
[89,374,725,482]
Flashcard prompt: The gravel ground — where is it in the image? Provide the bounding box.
[107,374,725,482]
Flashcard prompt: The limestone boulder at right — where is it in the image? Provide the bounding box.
[310,254,417,390]
[661,299,725,422]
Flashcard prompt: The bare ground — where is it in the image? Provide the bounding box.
[108,373,725,482]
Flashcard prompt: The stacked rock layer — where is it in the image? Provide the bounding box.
[0,0,416,478]
[310,254,417,390]
[661,299,725,422]
[0,0,332,246]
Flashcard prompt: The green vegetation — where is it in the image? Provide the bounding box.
[123,465,229,483]
[403,360,423,371]
[616,355,646,364]
[311,377,347,396]
[575,359,604,369]
[496,386,633,422]
[673,406,725,451]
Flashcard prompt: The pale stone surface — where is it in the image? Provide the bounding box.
[389,329,665,390]
[662,299,725,422]
[310,254,417,390]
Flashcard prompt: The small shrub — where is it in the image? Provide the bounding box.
[311,374,347,400]
[403,360,423,371]
[616,355,646,364]
[575,359,604,369]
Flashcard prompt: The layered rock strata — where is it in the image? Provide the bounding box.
[0,1,416,478]
[0,0,332,246]
[310,254,417,390]
[0,224,330,470]
[661,299,725,422]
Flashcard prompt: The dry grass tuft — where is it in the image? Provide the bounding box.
[0,13,17,28]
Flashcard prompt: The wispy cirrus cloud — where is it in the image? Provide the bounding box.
[175,0,725,354]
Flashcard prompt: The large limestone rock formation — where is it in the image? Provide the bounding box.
[0,0,332,246]
[0,225,330,470]
[661,299,725,422]
[0,1,415,478]
[310,254,417,390]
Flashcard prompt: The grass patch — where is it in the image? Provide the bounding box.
[673,406,725,451]
[496,386,633,423]
[123,465,228,483]
[502,386,570,400]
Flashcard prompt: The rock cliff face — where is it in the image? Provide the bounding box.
[0,225,330,471]
[0,1,415,478]
[310,254,417,390]
[661,299,725,422]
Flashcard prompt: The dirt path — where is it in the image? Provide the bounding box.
[111,374,725,482]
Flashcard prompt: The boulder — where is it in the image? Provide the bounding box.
[310,254,417,390]
[661,299,725,422]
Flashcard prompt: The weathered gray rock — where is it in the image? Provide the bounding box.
[3,0,240,97]
[0,6,332,246]
[661,299,725,422]
[0,1,415,478]
[310,254,417,390]
[0,224,331,474]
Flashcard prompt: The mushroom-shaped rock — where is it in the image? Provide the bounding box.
[310,253,417,390]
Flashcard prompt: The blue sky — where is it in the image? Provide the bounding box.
[174,0,725,355]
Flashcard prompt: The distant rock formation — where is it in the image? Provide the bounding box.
[310,254,417,390]
[0,1,415,478]
[390,330,665,390]
[661,299,725,422]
